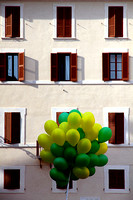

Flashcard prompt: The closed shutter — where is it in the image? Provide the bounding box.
[5,7,12,37]
[12,7,20,37]
[18,52,24,81]
[57,7,64,37]
[0,53,6,81]
[5,113,12,144]
[70,53,77,82]
[122,52,129,81]
[102,53,110,81]
[51,53,58,81]
[115,7,123,37]
[109,169,125,189]
[65,7,71,37]
[108,7,115,37]
[4,169,20,189]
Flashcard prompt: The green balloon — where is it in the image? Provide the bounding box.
[54,157,68,171]
[75,154,90,167]
[50,168,68,182]
[69,109,82,117]
[89,140,100,154]
[77,128,85,139]
[58,112,69,124]
[50,143,64,157]
[63,141,72,149]
[88,154,99,167]
[70,172,79,181]
[88,167,96,176]
[56,180,68,188]
[64,147,77,162]
[97,154,108,167]
[98,127,112,143]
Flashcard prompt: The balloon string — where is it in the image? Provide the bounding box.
[66,172,71,200]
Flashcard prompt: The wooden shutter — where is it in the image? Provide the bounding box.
[122,52,129,81]
[109,169,125,189]
[65,7,71,37]
[51,53,58,81]
[12,7,20,37]
[4,169,20,189]
[115,7,123,37]
[5,113,12,144]
[0,53,6,81]
[70,53,77,82]
[5,7,12,37]
[56,112,62,125]
[57,7,64,37]
[108,113,116,144]
[108,7,115,37]
[18,52,24,81]
[102,53,110,81]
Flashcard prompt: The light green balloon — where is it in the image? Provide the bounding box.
[44,120,58,135]
[40,150,55,163]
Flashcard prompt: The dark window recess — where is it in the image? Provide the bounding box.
[5,6,20,38]
[4,169,20,189]
[109,169,125,189]
[57,180,73,189]
[5,112,20,144]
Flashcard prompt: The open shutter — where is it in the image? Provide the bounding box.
[122,52,129,81]
[70,53,77,82]
[5,7,12,37]
[115,7,123,37]
[115,113,124,144]
[102,53,110,81]
[57,7,64,37]
[56,112,62,125]
[18,52,24,81]
[12,113,20,144]
[65,7,71,37]
[0,53,6,81]
[12,7,20,37]
[51,53,58,81]
[5,112,12,144]
[108,7,115,37]
[108,113,116,144]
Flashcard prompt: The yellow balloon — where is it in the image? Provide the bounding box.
[51,128,65,146]
[73,167,90,179]
[95,142,108,155]
[68,112,81,129]
[85,123,102,141]
[66,129,80,146]
[77,138,91,154]
[40,150,55,163]
[59,122,70,133]
[44,120,58,135]
[38,133,53,150]
[81,112,95,132]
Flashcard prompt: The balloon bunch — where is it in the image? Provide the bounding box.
[37,109,112,188]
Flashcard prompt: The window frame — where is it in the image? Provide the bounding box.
[0,107,27,147]
[0,166,25,193]
[1,3,24,39]
[103,107,130,146]
[104,165,129,193]
[105,3,127,39]
[51,107,78,193]
[53,3,75,39]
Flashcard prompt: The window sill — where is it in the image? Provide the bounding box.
[107,144,133,148]
[0,143,36,148]
[53,37,76,40]
[1,37,24,40]
[105,37,128,40]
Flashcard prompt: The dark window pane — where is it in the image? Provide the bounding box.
[4,169,20,189]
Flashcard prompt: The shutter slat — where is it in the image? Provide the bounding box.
[108,113,116,144]
[5,7,12,37]
[0,53,6,81]
[108,7,115,37]
[102,53,110,81]
[122,52,129,81]
[115,7,123,37]
[51,53,58,81]
[18,52,24,81]
[115,113,124,144]
[70,53,77,82]
[5,113,12,144]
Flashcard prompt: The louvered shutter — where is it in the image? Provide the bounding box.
[65,7,71,37]
[51,53,58,81]
[0,53,6,81]
[108,7,115,37]
[5,112,12,144]
[12,7,20,37]
[108,113,116,144]
[109,169,125,189]
[5,7,12,37]
[70,53,77,82]
[102,53,110,81]
[57,7,64,37]
[115,113,124,144]
[122,52,129,81]
[18,52,24,81]
[56,112,62,125]
[115,7,123,37]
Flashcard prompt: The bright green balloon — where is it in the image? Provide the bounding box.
[77,138,91,154]
[89,154,99,167]
[98,127,112,143]
[54,157,68,171]
[56,180,68,188]
[97,154,108,167]
[89,140,100,154]
[50,168,68,182]
[64,147,77,162]
[88,167,96,176]
[59,122,70,133]
[50,143,64,157]
[58,112,69,124]
[69,109,82,117]
[75,154,90,167]
[40,150,55,163]
[66,129,80,146]
[73,167,90,179]
[51,128,65,146]
[68,112,81,129]
[77,128,85,139]
[44,120,58,135]
[70,172,79,181]
[38,133,53,150]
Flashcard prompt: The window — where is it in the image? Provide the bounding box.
[103,107,129,145]
[51,53,77,82]
[102,52,129,81]
[104,165,129,193]
[0,166,25,193]
[1,4,23,38]
[0,108,27,146]
[0,52,24,81]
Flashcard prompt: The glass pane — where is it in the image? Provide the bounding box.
[14,55,18,80]
[110,63,115,70]
[110,54,115,62]
[8,55,12,77]
[110,71,115,79]
[65,55,70,80]
[117,71,122,79]
[117,63,122,70]
[117,54,122,62]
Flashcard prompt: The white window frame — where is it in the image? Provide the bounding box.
[0,166,25,193]
[53,3,76,39]
[104,165,129,193]
[105,3,127,39]
[1,3,24,39]
[51,107,77,193]
[0,107,27,146]
[103,107,130,145]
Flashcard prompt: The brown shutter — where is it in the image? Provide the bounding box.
[18,52,24,81]
[102,53,110,81]
[12,7,20,37]
[115,113,124,144]
[109,169,125,189]
[108,113,116,144]
[0,53,6,81]
[4,169,20,189]
[5,113,12,144]
[115,7,123,37]
[12,113,20,144]
[5,7,12,37]
[56,112,62,125]
[65,7,71,37]
[70,53,77,82]
[51,53,58,81]
[122,52,129,81]
[108,7,115,37]
[57,7,64,37]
